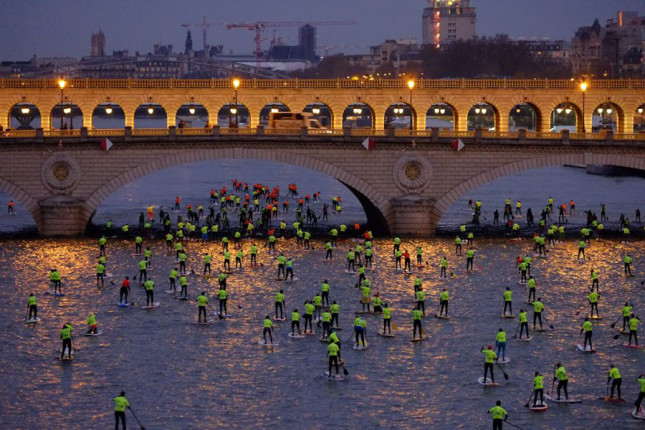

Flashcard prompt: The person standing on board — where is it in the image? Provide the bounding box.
[481,345,497,384]
[113,391,130,430]
[488,400,508,430]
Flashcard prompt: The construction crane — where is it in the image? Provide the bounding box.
[182,16,213,50]
[226,21,356,67]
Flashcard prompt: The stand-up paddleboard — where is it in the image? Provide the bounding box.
[143,302,160,309]
[272,316,287,321]
[84,331,102,336]
[302,330,316,336]
[497,357,511,364]
[46,291,66,297]
[501,314,515,318]
[177,297,188,301]
[25,317,41,323]
[59,348,74,361]
[518,281,527,286]
[353,342,368,350]
[598,396,626,403]
[411,337,426,342]
[622,343,644,349]
[528,403,548,412]
[117,302,129,307]
[589,316,602,321]
[518,336,533,342]
[633,407,645,420]
[378,332,395,338]
[545,393,581,403]
[319,337,330,342]
[354,311,371,315]
[258,339,279,346]
[477,377,499,386]
[534,328,547,332]
[165,289,177,294]
[577,343,596,353]
[285,277,299,282]
[434,314,450,320]
[344,270,356,274]
[331,327,343,331]
[193,320,217,325]
[325,372,345,381]
[215,312,232,318]
[288,332,306,339]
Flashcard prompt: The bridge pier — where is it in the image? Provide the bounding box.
[38,196,87,236]
[390,196,437,236]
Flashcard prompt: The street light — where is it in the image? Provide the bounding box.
[232,78,240,128]
[580,81,588,132]
[58,79,66,129]
[407,80,415,130]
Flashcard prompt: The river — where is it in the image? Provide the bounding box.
[0,162,644,429]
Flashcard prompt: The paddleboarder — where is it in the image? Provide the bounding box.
[412,306,423,340]
[144,279,155,306]
[481,345,497,384]
[113,391,130,430]
[503,288,512,316]
[495,329,507,362]
[628,313,641,345]
[488,400,508,430]
[291,308,301,335]
[439,289,449,317]
[635,374,645,413]
[382,302,392,335]
[60,323,73,359]
[553,363,569,400]
[533,371,545,407]
[327,339,340,377]
[580,317,593,350]
[119,276,130,305]
[607,364,622,399]
[262,315,274,344]
[275,289,285,320]
[196,292,208,323]
[26,293,37,321]
[86,312,98,334]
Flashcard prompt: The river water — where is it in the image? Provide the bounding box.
[0,162,644,429]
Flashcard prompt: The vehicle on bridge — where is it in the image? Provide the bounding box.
[268,112,325,130]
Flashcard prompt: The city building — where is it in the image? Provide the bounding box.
[422,0,477,48]
[346,39,421,75]
[571,11,645,78]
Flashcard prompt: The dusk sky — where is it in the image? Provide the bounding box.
[0,0,643,59]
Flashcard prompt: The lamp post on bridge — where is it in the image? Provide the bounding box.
[58,79,66,130]
[407,79,415,130]
[580,81,588,133]
[232,78,240,128]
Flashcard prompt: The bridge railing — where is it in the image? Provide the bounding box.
[2,127,645,143]
[3,78,645,90]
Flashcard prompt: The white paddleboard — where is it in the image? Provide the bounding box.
[577,343,596,353]
[353,342,368,350]
[517,336,533,342]
[544,393,581,403]
[325,372,345,381]
[215,312,232,318]
[632,407,645,420]
[435,314,450,320]
[378,332,395,337]
[497,357,511,364]
[477,377,499,386]
[288,333,306,339]
[501,314,515,318]
[193,320,217,325]
[143,303,160,309]
[25,318,41,323]
[411,337,426,342]
[258,340,279,346]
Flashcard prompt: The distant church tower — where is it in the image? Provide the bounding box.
[185,30,193,53]
[91,30,106,57]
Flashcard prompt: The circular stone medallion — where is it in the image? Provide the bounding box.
[41,154,80,194]
[393,154,432,192]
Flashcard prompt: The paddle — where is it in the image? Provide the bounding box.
[495,362,509,380]
[392,322,398,330]
[610,315,623,329]
[128,406,146,430]
[523,390,534,407]
[341,362,349,376]
[505,420,524,430]
[542,313,555,330]
[25,306,29,322]
[612,331,622,340]
[512,322,521,339]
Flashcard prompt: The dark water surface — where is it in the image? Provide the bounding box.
[0,235,643,429]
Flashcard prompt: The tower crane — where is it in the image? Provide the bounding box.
[226,21,356,67]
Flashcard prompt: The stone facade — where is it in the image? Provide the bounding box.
[0,134,643,236]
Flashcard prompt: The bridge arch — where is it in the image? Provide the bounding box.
[9,102,41,130]
[431,153,645,225]
[92,103,125,129]
[302,102,333,128]
[550,102,581,132]
[509,102,541,132]
[467,101,499,131]
[0,177,41,227]
[592,101,623,133]
[426,102,456,130]
[84,149,393,234]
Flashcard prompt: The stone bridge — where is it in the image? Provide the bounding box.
[1,130,644,236]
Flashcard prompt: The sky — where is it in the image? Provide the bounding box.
[0,0,643,60]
